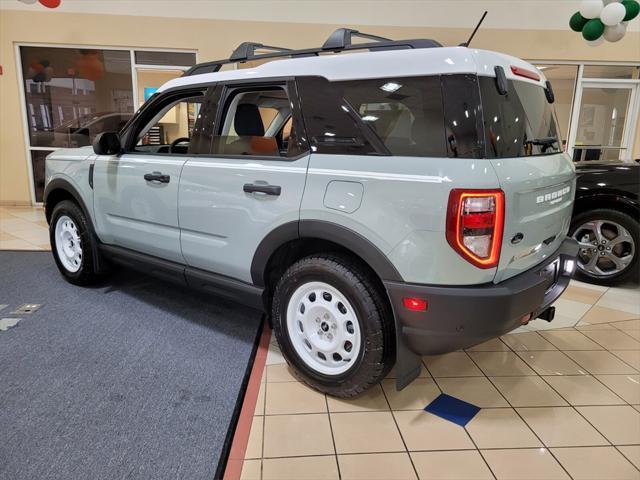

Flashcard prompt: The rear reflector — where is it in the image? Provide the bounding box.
[403,297,428,312]
[446,189,505,269]
[510,65,540,81]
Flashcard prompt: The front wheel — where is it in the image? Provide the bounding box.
[570,208,639,286]
[272,254,394,398]
[50,200,101,285]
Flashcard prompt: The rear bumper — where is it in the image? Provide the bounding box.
[385,237,579,355]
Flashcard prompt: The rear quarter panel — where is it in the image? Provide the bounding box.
[300,154,502,285]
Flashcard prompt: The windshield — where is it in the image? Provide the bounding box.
[479,77,561,158]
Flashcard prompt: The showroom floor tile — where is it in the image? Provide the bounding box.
[238,283,639,480]
[0,206,49,250]
[1,207,639,480]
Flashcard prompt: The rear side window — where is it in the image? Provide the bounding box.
[337,77,446,157]
[212,85,306,158]
[479,77,561,158]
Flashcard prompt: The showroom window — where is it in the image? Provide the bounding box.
[18,45,196,202]
[534,62,640,163]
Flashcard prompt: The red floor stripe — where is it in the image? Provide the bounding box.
[223,323,271,480]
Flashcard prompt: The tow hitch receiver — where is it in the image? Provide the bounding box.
[537,306,555,322]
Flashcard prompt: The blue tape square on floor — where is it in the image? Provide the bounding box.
[424,393,481,427]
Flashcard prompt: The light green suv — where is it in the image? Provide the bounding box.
[44,29,578,397]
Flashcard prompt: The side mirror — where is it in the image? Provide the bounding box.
[93,132,121,155]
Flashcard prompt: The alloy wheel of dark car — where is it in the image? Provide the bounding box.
[571,209,638,285]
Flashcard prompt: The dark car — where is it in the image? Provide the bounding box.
[571,162,639,285]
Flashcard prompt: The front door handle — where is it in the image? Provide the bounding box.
[144,171,170,183]
[243,183,281,196]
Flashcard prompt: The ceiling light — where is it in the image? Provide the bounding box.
[380,82,402,93]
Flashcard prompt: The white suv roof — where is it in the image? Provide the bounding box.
[159,47,546,94]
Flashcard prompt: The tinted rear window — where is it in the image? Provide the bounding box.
[441,74,484,159]
[479,77,561,158]
[337,76,447,157]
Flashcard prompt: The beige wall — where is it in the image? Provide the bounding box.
[1,9,639,204]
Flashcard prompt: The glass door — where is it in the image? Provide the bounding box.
[570,81,638,162]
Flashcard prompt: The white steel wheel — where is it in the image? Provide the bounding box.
[54,215,83,273]
[286,281,362,376]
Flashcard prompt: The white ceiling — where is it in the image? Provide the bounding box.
[3,0,637,32]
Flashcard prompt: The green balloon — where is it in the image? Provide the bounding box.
[582,19,605,41]
[622,0,639,21]
[569,11,588,32]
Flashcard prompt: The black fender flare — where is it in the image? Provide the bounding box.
[43,178,106,272]
[250,220,403,287]
[44,178,92,223]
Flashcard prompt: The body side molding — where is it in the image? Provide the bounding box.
[100,244,264,309]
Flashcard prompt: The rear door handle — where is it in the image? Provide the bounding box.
[144,172,170,183]
[243,183,281,196]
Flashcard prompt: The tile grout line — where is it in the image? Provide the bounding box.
[612,445,640,473]
[380,379,424,480]
[324,395,341,480]
[255,402,640,416]
[254,443,640,460]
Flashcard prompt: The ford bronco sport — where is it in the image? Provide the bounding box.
[44,29,578,397]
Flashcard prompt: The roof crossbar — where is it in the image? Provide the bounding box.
[322,28,391,50]
[229,42,293,62]
[183,28,442,77]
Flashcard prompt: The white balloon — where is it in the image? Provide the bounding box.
[586,37,605,46]
[600,2,626,25]
[580,0,604,18]
[18,0,38,3]
[603,0,621,4]
[603,22,627,41]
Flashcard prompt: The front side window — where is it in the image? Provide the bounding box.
[132,93,204,155]
[212,87,302,157]
[479,77,561,158]
[336,76,447,157]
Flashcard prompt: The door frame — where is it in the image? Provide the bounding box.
[567,70,640,162]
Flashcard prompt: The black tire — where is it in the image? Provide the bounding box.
[272,254,395,398]
[569,208,639,286]
[49,200,101,285]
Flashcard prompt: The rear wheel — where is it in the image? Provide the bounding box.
[570,208,638,286]
[50,200,101,285]
[272,254,394,397]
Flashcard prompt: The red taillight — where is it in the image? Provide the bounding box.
[446,189,505,269]
[510,65,540,82]
[403,297,428,312]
